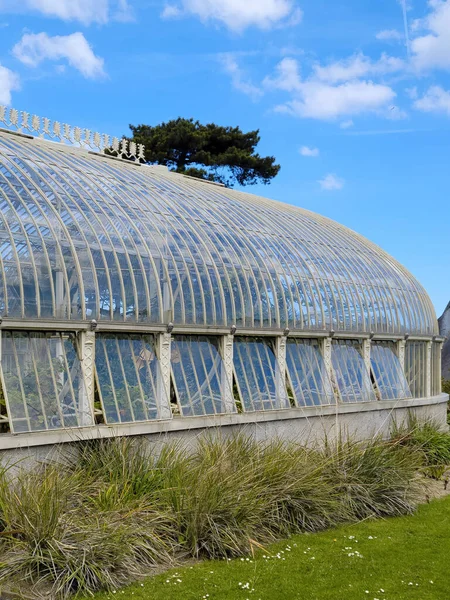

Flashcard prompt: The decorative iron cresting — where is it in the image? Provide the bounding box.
[0,105,145,161]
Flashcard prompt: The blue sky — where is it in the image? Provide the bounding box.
[0,0,449,317]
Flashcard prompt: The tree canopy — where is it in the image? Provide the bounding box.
[127,118,280,187]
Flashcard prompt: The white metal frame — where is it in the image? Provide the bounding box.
[0,126,438,335]
[0,111,443,445]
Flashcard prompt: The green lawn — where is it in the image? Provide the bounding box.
[92,495,450,600]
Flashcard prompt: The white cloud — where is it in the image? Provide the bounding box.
[161,4,183,18]
[161,0,302,32]
[263,57,302,91]
[0,0,131,25]
[220,54,263,100]
[265,55,398,120]
[313,52,404,84]
[318,173,345,191]
[0,63,19,104]
[13,32,105,79]
[376,29,404,42]
[114,0,134,22]
[340,119,354,129]
[300,145,319,157]
[411,0,450,71]
[414,85,450,115]
[275,79,396,120]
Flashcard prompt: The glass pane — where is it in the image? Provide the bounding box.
[1,331,92,433]
[95,333,171,424]
[431,342,441,397]
[405,341,427,398]
[171,335,235,416]
[331,339,376,403]
[286,338,335,406]
[370,341,411,400]
[233,337,289,412]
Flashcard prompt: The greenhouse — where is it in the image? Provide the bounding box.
[0,109,446,453]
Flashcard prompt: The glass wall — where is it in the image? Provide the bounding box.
[331,339,376,403]
[286,338,335,406]
[0,328,438,436]
[95,333,171,424]
[171,335,234,416]
[233,337,289,412]
[405,341,428,398]
[370,341,411,400]
[0,131,438,336]
[1,331,91,433]
[431,342,442,397]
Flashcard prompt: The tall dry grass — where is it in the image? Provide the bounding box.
[0,432,426,598]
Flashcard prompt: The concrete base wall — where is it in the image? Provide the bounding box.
[1,394,448,470]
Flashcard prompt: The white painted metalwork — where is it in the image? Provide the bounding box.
[156,332,173,419]
[0,129,437,335]
[397,339,406,372]
[221,334,236,412]
[0,106,145,161]
[275,335,288,404]
[78,330,96,423]
[362,339,371,375]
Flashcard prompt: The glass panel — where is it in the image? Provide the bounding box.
[431,342,442,397]
[171,335,234,416]
[0,132,438,335]
[1,330,92,433]
[95,333,171,424]
[370,341,411,400]
[331,339,376,403]
[233,337,289,412]
[405,341,427,398]
[286,338,335,406]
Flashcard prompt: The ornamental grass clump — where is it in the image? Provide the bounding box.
[392,415,450,468]
[321,437,422,520]
[0,432,430,598]
[162,434,277,559]
[0,460,175,598]
[253,440,345,535]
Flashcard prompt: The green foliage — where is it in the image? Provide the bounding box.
[322,437,421,520]
[0,458,175,598]
[392,415,450,470]
[127,118,280,187]
[442,378,450,395]
[441,379,450,425]
[0,432,431,597]
[93,496,450,600]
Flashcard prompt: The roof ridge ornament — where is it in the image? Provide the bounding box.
[0,105,146,162]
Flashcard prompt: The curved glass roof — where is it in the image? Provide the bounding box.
[0,131,437,335]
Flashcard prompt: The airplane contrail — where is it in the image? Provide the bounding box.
[400,0,411,59]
